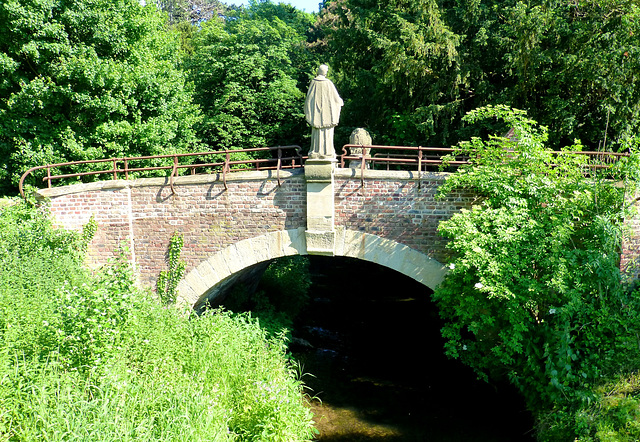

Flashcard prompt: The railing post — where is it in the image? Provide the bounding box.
[223,150,230,190]
[276,147,282,186]
[46,168,51,188]
[124,159,129,180]
[112,159,118,180]
[360,147,369,191]
[417,147,423,189]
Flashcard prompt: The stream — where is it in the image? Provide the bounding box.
[289,256,536,441]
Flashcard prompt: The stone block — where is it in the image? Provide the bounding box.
[285,228,308,256]
[304,158,335,183]
[305,230,335,256]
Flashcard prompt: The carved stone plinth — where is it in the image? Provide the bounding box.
[305,230,336,256]
[305,158,336,255]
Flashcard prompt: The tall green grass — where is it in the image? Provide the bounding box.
[0,198,316,441]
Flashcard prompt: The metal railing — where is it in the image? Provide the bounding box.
[20,143,629,198]
[339,144,629,189]
[19,145,304,198]
[554,150,629,167]
[340,144,629,170]
[340,145,468,171]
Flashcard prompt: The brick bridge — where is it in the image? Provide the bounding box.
[35,152,640,310]
[37,159,476,310]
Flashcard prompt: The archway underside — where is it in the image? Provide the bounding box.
[176,228,448,310]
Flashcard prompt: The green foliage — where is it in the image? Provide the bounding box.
[495,0,640,148]
[225,256,311,338]
[0,201,316,440]
[434,106,640,437]
[156,0,232,25]
[259,255,311,319]
[319,0,640,148]
[157,231,186,304]
[317,0,462,145]
[0,0,201,192]
[187,3,318,151]
[121,306,316,441]
[540,371,640,441]
[0,198,90,366]
[443,0,640,148]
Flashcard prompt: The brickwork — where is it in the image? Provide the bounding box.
[41,171,306,289]
[41,169,473,296]
[44,183,133,270]
[621,198,640,279]
[334,173,475,264]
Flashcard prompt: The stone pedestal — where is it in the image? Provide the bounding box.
[305,158,336,255]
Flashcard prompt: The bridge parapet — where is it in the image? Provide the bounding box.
[39,169,306,289]
[31,147,638,309]
[37,165,474,307]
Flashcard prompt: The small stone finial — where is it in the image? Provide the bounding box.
[348,128,372,169]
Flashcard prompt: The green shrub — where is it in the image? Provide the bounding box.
[434,106,640,438]
[0,199,316,441]
[225,256,311,338]
[259,256,311,319]
[538,372,640,442]
[157,231,186,305]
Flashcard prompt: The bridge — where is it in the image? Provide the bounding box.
[23,145,637,310]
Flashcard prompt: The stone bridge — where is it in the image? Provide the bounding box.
[36,156,640,309]
[38,159,476,309]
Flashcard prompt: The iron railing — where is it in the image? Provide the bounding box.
[340,145,468,171]
[19,145,304,198]
[20,143,629,198]
[340,144,629,171]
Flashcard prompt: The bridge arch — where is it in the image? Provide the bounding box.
[177,228,447,310]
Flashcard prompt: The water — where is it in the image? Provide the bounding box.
[290,256,536,441]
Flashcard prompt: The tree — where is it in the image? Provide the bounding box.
[434,105,640,438]
[441,0,640,149]
[187,1,319,152]
[316,0,463,146]
[318,0,640,149]
[154,0,232,25]
[504,0,640,149]
[0,0,201,193]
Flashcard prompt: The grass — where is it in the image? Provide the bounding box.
[0,198,316,441]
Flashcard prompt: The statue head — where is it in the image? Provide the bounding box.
[317,64,329,77]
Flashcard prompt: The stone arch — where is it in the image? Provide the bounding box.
[176,227,448,310]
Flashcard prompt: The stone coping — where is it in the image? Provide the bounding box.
[36,167,450,198]
[36,169,305,198]
[334,168,449,181]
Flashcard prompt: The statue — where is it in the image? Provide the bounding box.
[304,64,343,159]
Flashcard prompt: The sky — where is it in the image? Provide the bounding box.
[226,0,324,13]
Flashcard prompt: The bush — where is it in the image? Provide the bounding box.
[0,199,316,441]
[434,106,640,439]
[225,256,312,338]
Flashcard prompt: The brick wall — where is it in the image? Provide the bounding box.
[42,171,306,289]
[334,174,475,264]
[42,169,474,292]
[621,201,640,279]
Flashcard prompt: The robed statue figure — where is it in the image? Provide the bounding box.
[304,64,343,159]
